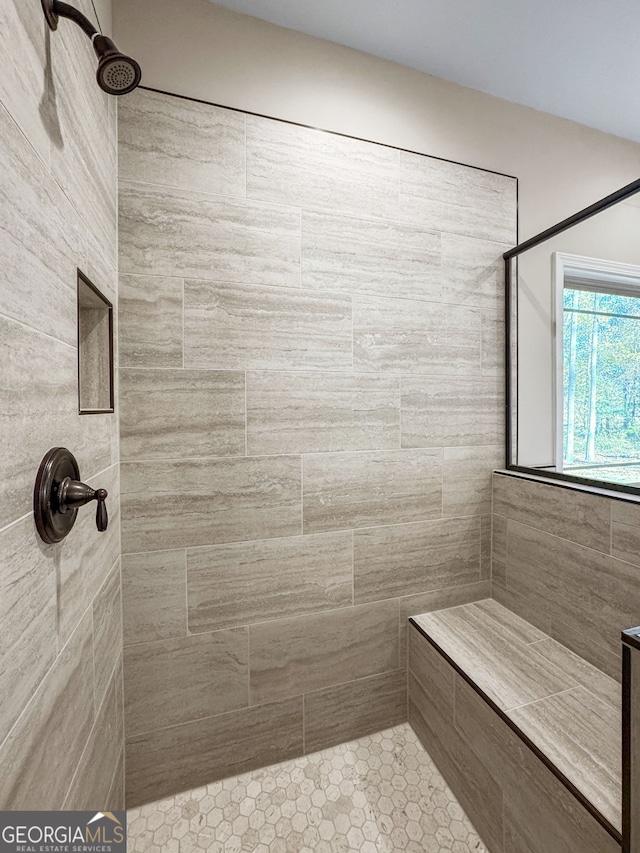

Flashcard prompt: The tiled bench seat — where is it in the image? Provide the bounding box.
[408,598,622,853]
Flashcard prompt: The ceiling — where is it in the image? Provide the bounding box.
[210,0,640,144]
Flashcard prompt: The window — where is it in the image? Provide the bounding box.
[555,255,640,485]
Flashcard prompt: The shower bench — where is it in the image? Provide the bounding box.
[408,598,622,853]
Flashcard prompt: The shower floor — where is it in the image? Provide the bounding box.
[127,723,487,853]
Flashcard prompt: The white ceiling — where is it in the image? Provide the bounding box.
[210,0,640,144]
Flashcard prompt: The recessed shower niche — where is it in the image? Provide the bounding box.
[77,271,114,414]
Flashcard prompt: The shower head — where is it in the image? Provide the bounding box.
[41,0,142,96]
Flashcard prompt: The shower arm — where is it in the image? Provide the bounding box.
[42,0,99,38]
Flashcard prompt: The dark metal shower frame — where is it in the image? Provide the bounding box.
[503,176,640,500]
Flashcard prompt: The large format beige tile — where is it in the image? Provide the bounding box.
[0,611,94,809]
[92,562,122,712]
[119,368,246,460]
[119,181,300,287]
[184,280,352,371]
[441,233,510,310]
[492,514,508,586]
[398,152,517,243]
[303,448,442,534]
[118,274,183,368]
[121,455,301,553]
[0,101,81,345]
[354,294,481,375]
[63,674,120,810]
[401,376,503,447]
[493,473,611,553]
[528,639,620,711]
[611,500,640,567]
[413,604,572,711]
[124,628,248,736]
[481,308,505,377]
[246,370,399,455]
[472,598,547,645]
[510,687,620,832]
[118,88,245,197]
[0,515,57,746]
[187,532,352,633]
[122,550,187,646]
[0,315,115,528]
[246,115,399,220]
[454,674,619,852]
[125,697,304,807]
[249,600,399,704]
[548,619,621,684]
[304,670,406,754]
[0,1,50,163]
[506,520,640,656]
[354,516,481,604]
[301,210,441,300]
[443,445,504,516]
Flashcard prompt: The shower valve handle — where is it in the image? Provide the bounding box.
[58,477,109,532]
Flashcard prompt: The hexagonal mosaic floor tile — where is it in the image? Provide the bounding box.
[127,723,487,852]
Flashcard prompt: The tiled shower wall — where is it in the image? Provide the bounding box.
[118,88,517,806]
[0,1,122,808]
[491,471,640,680]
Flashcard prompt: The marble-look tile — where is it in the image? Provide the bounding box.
[303,448,442,534]
[122,550,187,646]
[187,531,352,633]
[304,670,406,754]
[246,370,399,455]
[611,499,640,566]
[441,233,510,309]
[56,464,121,647]
[354,516,481,604]
[506,520,640,656]
[184,280,352,371]
[301,210,441,301]
[246,115,399,220]
[107,749,125,811]
[398,152,517,243]
[0,1,50,163]
[0,315,115,527]
[118,274,183,368]
[529,638,620,711]
[491,580,552,636]
[120,368,246,460]
[124,628,248,736]
[443,445,504,516]
[354,294,481,375]
[50,14,117,261]
[125,697,303,807]
[493,473,612,553]
[548,619,621,684]
[127,724,488,852]
[401,375,503,447]
[510,687,621,832]
[492,513,508,586]
[63,674,120,809]
[454,673,619,853]
[92,562,122,712]
[249,600,399,704]
[0,101,81,345]
[119,181,301,287]
[481,308,505,376]
[0,515,57,746]
[400,582,491,661]
[472,598,547,644]
[121,455,301,553]
[481,513,491,579]
[413,604,572,711]
[118,88,245,197]
[0,611,94,809]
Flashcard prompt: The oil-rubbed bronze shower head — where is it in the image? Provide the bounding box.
[41,0,142,96]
